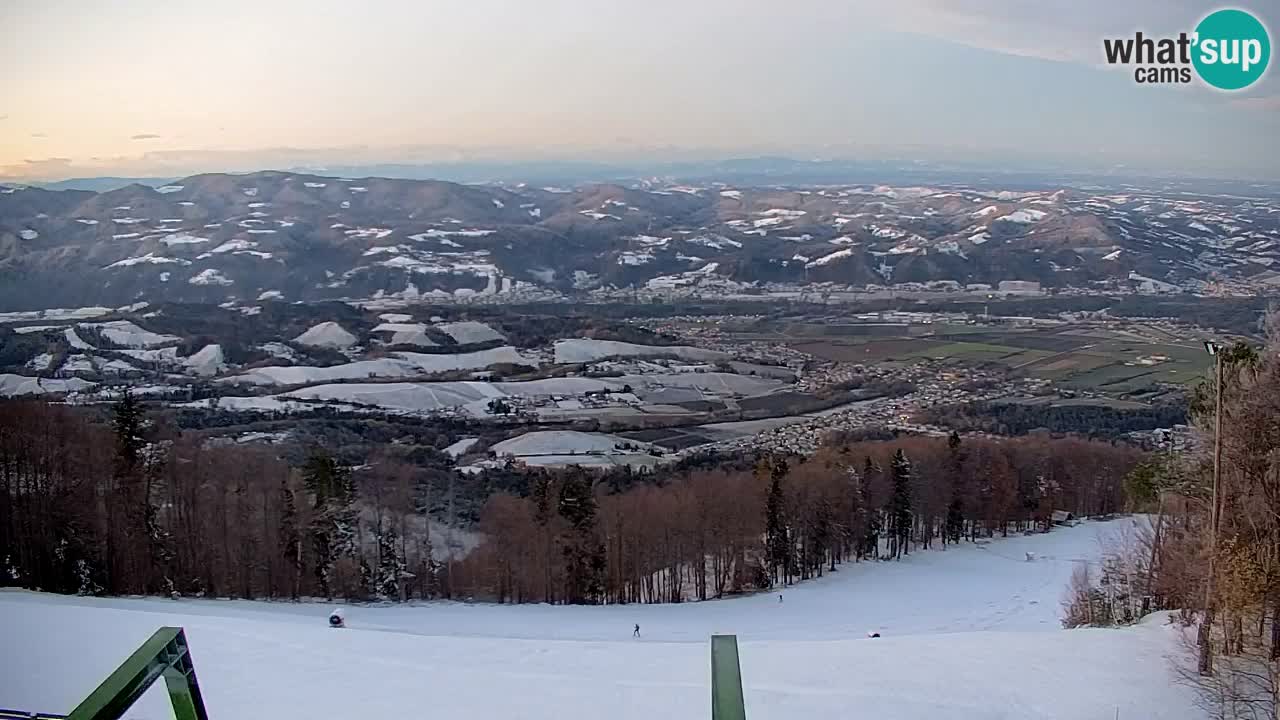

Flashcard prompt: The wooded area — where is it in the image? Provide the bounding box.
[455,434,1141,604]
[919,399,1188,438]
[1062,327,1280,719]
[1,395,1140,605]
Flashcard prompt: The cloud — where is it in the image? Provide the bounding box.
[0,115,8,121]
[866,0,1208,65]
[131,133,162,140]
[30,132,47,138]
[0,157,73,180]
[1229,95,1280,111]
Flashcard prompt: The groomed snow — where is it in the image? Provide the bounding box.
[0,519,1203,720]
[554,339,728,364]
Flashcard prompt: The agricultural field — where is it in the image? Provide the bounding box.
[773,322,1213,395]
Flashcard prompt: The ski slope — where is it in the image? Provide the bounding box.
[0,519,1204,720]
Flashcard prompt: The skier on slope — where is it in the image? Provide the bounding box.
[329,607,346,628]
[633,623,640,638]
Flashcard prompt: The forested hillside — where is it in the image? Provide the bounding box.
[1,395,1140,604]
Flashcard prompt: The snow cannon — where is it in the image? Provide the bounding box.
[329,607,346,628]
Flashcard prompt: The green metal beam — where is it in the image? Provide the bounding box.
[711,634,746,720]
[67,627,208,720]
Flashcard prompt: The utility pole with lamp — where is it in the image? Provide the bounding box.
[1197,340,1224,676]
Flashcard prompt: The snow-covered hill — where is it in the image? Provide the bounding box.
[0,519,1203,720]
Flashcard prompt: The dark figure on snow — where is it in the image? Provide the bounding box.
[328,607,346,628]
[633,624,640,638]
[778,593,783,603]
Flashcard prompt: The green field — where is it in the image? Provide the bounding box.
[776,321,1214,394]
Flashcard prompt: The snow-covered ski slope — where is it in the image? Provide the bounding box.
[0,519,1203,720]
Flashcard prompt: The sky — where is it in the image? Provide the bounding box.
[1,0,1278,181]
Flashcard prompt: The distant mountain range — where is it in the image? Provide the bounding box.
[1,169,1277,310]
[20,157,1280,195]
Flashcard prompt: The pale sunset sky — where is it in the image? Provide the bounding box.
[1,0,1277,180]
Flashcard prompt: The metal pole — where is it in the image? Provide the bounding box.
[711,635,747,720]
[1198,353,1223,676]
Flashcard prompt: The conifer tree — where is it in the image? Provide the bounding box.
[303,450,356,598]
[375,524,406,600]
[861,456,882,559]
[945,432,966,545]
[764,458,790,585]
[889,449,914,560]
[279,478,302,599]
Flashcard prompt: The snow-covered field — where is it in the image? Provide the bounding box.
[222,347,538,386]
[0,519,1203,720]
[554,338,729,364]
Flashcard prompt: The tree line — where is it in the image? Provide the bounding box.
[919,399,1188,438]
[1,394,1142,605]
[450,434,1142,604]
[1074,328,1280,719]
[0,396,460,601]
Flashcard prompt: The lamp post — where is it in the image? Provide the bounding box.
[1197,340,1224,676]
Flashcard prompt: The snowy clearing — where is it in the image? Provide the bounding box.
[554,339,728,364]
[184,344,225,376]
[996,209,1049,224]
[160,233,211,246]
[0,374,96,397]
[0,519,1202,720]
[80,321,179,348]
[189,268,232,286]
[293,322,358,349]
[106,254,191,269]
[435,320,505,344]
[806,248,854,268]
[491,430,651,457]
[222,347,538,387]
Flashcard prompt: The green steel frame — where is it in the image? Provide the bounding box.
[66,626,208,720]
[27,625,740,720]
[710,634,747,720]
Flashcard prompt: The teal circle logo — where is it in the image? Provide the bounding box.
[1192,9,1270,90]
